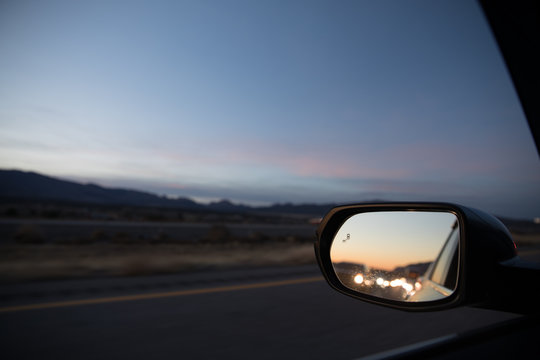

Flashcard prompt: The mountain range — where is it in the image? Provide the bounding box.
[0,169,336,215]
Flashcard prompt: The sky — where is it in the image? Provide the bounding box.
[330,211,457,270]
[1,0,539,218]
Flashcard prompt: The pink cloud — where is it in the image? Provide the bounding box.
[188,138,412,180]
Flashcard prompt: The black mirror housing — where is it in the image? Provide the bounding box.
[314,202,524,312]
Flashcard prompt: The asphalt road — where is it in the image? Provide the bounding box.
[0,265,518,360]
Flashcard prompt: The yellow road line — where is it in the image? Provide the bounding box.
[0,276,324,313]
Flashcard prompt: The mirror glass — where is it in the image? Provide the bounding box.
[330,211,459,302]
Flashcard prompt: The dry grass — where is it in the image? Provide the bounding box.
[2,230,536,283]
[0,242,316,282]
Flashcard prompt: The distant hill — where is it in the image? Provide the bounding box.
[0,169,200,209]
[2,170,536,226]
[0,169,335,216]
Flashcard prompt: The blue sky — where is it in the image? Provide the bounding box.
[1,0,539,218]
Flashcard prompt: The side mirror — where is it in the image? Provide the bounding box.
[330,211,459,303]
[314,203,539,313]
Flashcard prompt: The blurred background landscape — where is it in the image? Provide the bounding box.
[0,169,323,282]
[1,169,539,283]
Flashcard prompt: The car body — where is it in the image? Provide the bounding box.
[408,223,459,302]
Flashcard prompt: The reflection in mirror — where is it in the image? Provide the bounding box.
[330,211,459,303]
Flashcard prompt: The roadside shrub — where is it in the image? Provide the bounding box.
[247,231,269,243]
[150,229,170,244]
[204,225,231,243]
[14,224,45,244]
[91,229,108,242]
[112,231,134,244]
[4,207,19,217]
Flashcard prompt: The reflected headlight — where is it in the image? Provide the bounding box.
[402,283,414,293]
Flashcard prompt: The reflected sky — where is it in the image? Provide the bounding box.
[331,211,457,270]
[1,0,539,217]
